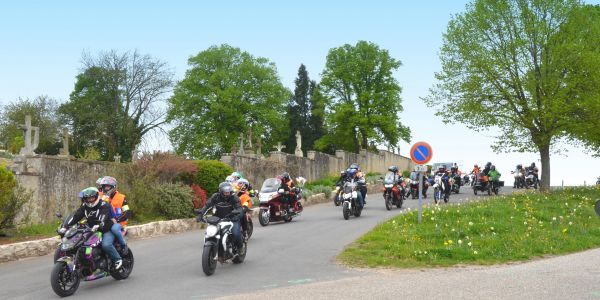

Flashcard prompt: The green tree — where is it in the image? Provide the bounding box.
[424,0,600,191]
[309,82,327,152]
[60,50,174,161]
[167,44,290,159]
[285,64,324,154]
[0,96,62,155]
[317,41,411,153]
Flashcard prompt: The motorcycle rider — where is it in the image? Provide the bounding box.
[450,165,461,186]
[98,176,129,255]
[345,168,365,208]
[488,165,502,189]
[197,182,243,252]
[434,166,451,201]
[513,164,524,188]
[528,162,539,183]
[348,163,367,204]
[236,179,252,235]
[65,187,124,269]
[334,170,348,201]
[482,162,492,176]
[278,172,296,213]
[387,165,403,199]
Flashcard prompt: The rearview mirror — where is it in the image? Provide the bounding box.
[55,212,63,219]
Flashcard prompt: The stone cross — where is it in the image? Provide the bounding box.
[17,115,39,156]
[247,128,253,149]
[273,142,286,152]
[114,154,121,163]
[59,128,70,156]
[295,131,303,157]
[238,133,245,155]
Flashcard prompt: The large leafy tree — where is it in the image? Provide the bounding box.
[167,44,290,159]
[0,96,62,154]
[60,50,174,161]
[285,64,325,154]
[317,41,411,153]
[424,0,600,190]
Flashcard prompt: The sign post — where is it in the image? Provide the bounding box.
[410,142,433,224]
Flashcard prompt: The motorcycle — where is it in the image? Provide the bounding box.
[382,172,404,210]
[511,170,525,189]
[433,174,450,204]
[50,215,134,297]
[197,213,247,276]
[525,169,538,189]
[241,206,253,241]
[333,185,343,206]
[451,174,461,194]
[342,179,363,220]
[408,175,428,199]
[258,178,304,226]
[490,179,500,195]
[473,173,491,195]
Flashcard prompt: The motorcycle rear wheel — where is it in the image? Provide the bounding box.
[51,261,80,297]
[202,245,217,276]
[110,248,134,280]
[232,242,247,264]
[353,206,362,217]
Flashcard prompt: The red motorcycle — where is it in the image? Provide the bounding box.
[258,178,304,226]
[381,172,404,210]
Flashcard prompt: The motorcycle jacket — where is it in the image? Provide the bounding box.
[201,193,243,220]
[66,200,113,233]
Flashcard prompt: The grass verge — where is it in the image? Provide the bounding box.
[339,187,600,268]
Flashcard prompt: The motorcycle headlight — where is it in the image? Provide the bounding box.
[343,193,351,199]
[384,184,393,188]
[205,225,218,238]
[60,237,77,251]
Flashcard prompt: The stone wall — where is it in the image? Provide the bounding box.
[221,149,413,188]
[10,155,129,224]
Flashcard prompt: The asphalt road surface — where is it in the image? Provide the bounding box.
[1,187,507,299]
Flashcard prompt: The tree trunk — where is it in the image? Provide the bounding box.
[539,144,551,192]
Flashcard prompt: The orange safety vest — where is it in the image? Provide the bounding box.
[239,192,252,208]
[107,191,128,227]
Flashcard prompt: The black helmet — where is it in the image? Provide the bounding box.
[517,164,522,169]
[531,162,536,168]
[218,182,233,196]
[281,172,290,180]
[491,165,496,171]
[388,166,398,173]
[486,162,492,167]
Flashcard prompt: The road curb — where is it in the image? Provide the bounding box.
[0,191,336,264]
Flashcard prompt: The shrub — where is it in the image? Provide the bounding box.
[306,185,333,198]
[130,152,197,184]
[305,175,339,190]
[194,160,233,194]
[365,172,383,184]
[154,183,195,219]
[0,166,27,233]
[78,147,101,160]
[191,184,208,209]
[402,170,411,178]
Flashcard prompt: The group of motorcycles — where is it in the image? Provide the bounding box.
[511,165,539,189]
[197,177,305,276]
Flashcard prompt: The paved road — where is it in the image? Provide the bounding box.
[0,188,500,299]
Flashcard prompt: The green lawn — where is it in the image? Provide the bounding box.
[339,187,600,268]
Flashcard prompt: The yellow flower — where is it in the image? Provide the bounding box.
[444,242,448,246]
[473,251,478,255]
[469,222,474,226]
[562,228,567,233]
[490,227,494,231]
[448,240,453,245]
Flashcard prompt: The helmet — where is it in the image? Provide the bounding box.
[219,182,233,197]
[237,178,249,192]
[95,177,103,190]
[486,162,492,168]
[225,176,235,184]
[281,172,290,181]
[531,162,536,168]
[474,164,479,168]
[388,166,399,173]
[517,164,522,169]
[79,187,100,208]
[99,176,117,198]
[349,163,360,170]
[491,165,496,171]
[347,168,358,178]
[231,172,243,181]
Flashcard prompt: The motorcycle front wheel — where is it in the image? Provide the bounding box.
[202,245,217,276]
[259,210,270,226]
[385,194,392,211]
[343,202,350,220]
[51,261,80,297]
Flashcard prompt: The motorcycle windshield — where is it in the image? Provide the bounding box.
[343,181,357,194]
[384,172,395,185]
[260,178,281,193]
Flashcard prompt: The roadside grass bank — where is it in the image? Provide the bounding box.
[339,187,600,268]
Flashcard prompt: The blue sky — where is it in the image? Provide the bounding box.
[1,0,599,186]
